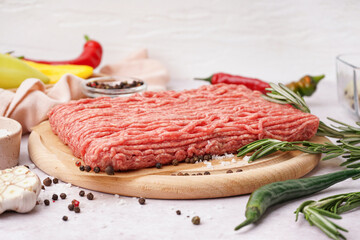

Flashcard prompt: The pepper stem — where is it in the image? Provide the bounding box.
[84,35,90,42]
[194,75,213,83]
[311,74,325,84]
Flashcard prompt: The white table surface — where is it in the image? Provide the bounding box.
[1,79,359,240]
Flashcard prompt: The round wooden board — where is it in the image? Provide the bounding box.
[28,121,327,199]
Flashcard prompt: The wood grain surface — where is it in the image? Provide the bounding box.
[28,121,327,199]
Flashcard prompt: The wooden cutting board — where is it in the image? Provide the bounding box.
[28,121,327,199]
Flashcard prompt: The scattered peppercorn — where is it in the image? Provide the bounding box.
[192,216,201,225]
[94,166,100,173]
[176,210,181,215]
[79,190,85,197]
[87,193,94,200]
[236,169,243,172]
[185,158,190,163]
[41,185,45,190]
[60,193,67,200]
[75,160,81,167]
[204,171,211,175]
[68,204,74,211]
[204,155,210,161]
[184,173,189,176]
[189,157,196,164]
[74,207,80,213]
[43,177,52,186]
[138,197,146,205]
[172,159,179,166]
[44,199,50,206]
[197,173,203,175]
[105,166,114,175]
[155,163,162,169]
[177,172,184,176]
[226,169,233,174]
[53,178,59,184]
[85,165,91,172]
[79,165,85,171]
[52,194,58,201]
[62,216,68,221]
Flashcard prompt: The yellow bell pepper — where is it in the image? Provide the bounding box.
[23,60,93,84]
[0,53,50,89]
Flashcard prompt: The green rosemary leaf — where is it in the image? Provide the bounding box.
[313,208,342,219]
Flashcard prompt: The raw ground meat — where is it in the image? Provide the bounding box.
[48,83,319,171]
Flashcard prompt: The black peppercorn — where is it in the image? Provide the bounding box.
[172,159,179,166]
[197,172,203,175]
[204,171,211,175]
[62,216,68,221]
[177,172,184,176]
[192,216,201,225]
[226,169,233,174]
[94,166,100,173]
[105,166,114,175]
[68,204,74,211]
[85,165,91,172]
[60,193,67,199]
[41,185,45,190]
[236,169,243,172]
[74,207,80,213]
[79,165,85,171]
[44,199,50,206]
[184,173,189,176]
[53,178,59,184]
[79,190,85,197]
[43,177,52,186]
[176,210,181,215]
[155,163,162,169]
[138,197,146,205]
[87,193,94,200]
[52,194,58,201]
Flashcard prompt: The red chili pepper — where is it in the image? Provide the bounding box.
[195,72,271,94]
[23,35,103,69]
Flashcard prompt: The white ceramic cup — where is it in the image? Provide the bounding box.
[0,117,22,170]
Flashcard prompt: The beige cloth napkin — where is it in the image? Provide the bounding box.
[0,49,170,133]
[100,49,170,91]
[0,74,84,134]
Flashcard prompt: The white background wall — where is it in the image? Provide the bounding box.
[1,0,360,89]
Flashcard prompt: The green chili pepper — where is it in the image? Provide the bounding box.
[234,168,360,231]
[285,75,324,97]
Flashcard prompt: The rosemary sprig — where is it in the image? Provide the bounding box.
[237,83,360,166]
[294,192,360,240]
[263,83,310,113]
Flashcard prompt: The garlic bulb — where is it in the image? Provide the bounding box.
[0,165,41,214]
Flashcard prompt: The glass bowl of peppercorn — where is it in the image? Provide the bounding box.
[81,76,147,98]
[336,54,360,118]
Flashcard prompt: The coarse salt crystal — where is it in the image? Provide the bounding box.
[243,155,250,161]
[114,194,120,198]
[231,158,237,163]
